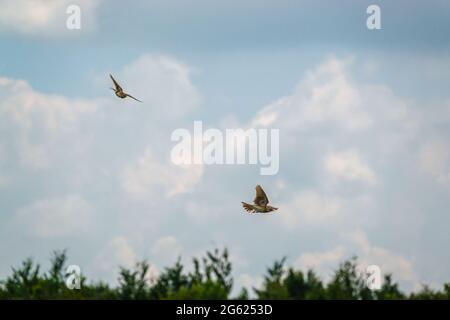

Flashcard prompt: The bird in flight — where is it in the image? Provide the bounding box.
[109,74,142,102]
[242,185,278,213]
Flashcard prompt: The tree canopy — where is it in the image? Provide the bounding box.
[0,249,448,300]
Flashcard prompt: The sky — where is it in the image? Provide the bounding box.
[0,0,449,295]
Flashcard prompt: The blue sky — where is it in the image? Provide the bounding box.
[0,0,449,294]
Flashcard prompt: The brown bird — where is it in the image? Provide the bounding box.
[242,185,278,214]
[109,74,142,102]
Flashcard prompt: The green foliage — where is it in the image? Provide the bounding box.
[150,248,232,299]
[255,257,289,299]
[118,261,151,299]
[409,283,450,300]
[326,256,375,300]
[374,274,405,300]
[0,250,116,299]
[235,287,249,300]
[284,269,326,299]
[0,249,448,300]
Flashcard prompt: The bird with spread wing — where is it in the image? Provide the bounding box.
[242,185,278,213]
[109,74,142,102]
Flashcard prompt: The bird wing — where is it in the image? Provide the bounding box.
[110,74,123,91]
[253,185,269,206]
[125,93,143,102]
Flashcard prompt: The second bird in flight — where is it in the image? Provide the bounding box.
[110,74,142,102]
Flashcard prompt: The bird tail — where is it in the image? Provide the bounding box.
[241,202,255,213]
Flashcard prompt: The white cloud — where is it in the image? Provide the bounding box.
[108,236,138,269]
[294,230,418,288]
[151,236,183,264]
[279,190,342,229]
[0,76,96,169]
[248,56,416,160]
[91,236,140,283]
[0,0,101,35]
[90,236,164,287]
[0,143,8,188]
[237,273,263,297]
[184,200,227,223]
[277,185,374,231]
[418,140,450,185]
[251,56,372,131]
[324,150,377,185]
[15,194,92,238]
[295,246,346,270]
[120,54,201,117]
[347,231,418,286]
[121,147,203,201]
[0,175,8,188]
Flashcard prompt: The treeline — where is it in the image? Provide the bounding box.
[0,248,449,300]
